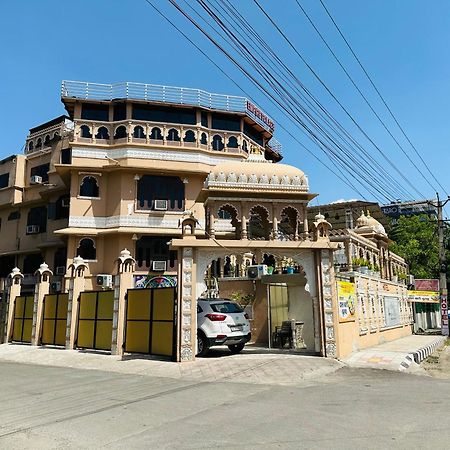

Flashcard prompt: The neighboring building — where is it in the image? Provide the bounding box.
[307,200,389,231]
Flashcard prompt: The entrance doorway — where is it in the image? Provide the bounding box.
[41,293,68,346]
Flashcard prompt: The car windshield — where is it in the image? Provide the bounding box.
[210,302,243,313]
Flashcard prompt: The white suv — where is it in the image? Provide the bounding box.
[196,299,251,357]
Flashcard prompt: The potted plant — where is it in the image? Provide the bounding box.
[267,266,274,275]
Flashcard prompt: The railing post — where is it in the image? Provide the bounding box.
[32,263,53,346]
[5,268,23,343]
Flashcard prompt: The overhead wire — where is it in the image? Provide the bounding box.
[141,0,365,197]
[318,0,449,197]
[251,0,426,200]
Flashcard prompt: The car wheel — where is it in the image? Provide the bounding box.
[197,332,209,357]
[228,343,245,354]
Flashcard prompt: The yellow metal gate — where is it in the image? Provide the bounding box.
[125,287,176,358]
[41,293,68,346]
[77,290,114,351]
[12,295,34,343]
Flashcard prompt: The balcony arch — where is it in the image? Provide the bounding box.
[95,126,110,140]
[167,128,180,142]
[28,141,34,151]
[114,125,127,139]
[183,130,196,143]
[278,206,299,240]
[36,138,42,149]
[200,132,208,145]
[44,135,51,146]
[80,125,92,138]
[133,125,146,139]
[150,127,163,140]
[248,205,270,240]
[227,136,239,149]
[212,135,224,151]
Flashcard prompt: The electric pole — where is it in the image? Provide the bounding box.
[430,193,449,336]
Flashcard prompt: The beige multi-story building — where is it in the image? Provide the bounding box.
[0,81,413,360]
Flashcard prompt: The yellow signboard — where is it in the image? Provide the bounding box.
[407,290,439,303]
[337,280,356,323]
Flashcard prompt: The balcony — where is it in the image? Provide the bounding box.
[72,119,272,158]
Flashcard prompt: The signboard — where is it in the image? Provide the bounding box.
[337,280,356,323]
[441,294,449,336]
[407,291,439,303]
[381,201,437,219]
[246,101,275,132]
[414,279,439,291]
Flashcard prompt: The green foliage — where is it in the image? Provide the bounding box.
[389,215,447,279]
[230,291,255,308]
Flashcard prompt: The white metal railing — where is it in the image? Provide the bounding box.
[61,80,277,135]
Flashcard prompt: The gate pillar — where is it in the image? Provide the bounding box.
[5,268,23,343]
[66,256,88,349]
[32,263,53,346]
[112,249,135,356]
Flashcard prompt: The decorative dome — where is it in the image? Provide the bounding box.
[315,212,325,221]
[355,210,386,235]
[205,151,308,192]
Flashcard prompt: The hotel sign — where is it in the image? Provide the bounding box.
[381,202,437,219]
[246,101,275,132]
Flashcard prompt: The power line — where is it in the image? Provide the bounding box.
[251,0,426,200]
[318,0,448,197]
[141,0,366,197]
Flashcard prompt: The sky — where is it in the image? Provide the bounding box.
[1,0,450,207]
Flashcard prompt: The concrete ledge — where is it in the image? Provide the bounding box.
[412,336,447,364]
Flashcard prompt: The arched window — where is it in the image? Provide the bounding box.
[36,138,42,148]
[80,176,99,198]
[227,136,239,148]
[150,127,163,140]
[167,128,180,141]
[242,140,248,153]
[53,131,59,139]
[279,207,298,240]
[200,132,207,145]
[77,238,96,260]
[28,141,34,151]
[212,135,224,151]
[137,175,184,211]
[133,126,145,139]
[80,125,92,138]
[114,125,127,139]
[95,126,110,140]
[44,135,51,146]
[184,130,196,143]
[248,206,270,240]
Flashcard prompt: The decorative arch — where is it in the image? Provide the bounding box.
[212,135,224,151]
[80,125,92,138]
[167,128,180,141]
[183,130,196,143]
[200,132,208,145]
[36,137,42,148]
[216,203,241,239]
[44,135,51,146]
[133,125,145,139]
[76,238,96,260]
[114,125,127,139]
[227,136,239,148]
[80,176,99,198]
[150,127,163,140]
[278,206,299,240]
[95,126,110,140]
[28,141,34,151]
[248,205,271,240]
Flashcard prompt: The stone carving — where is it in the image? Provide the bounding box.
[180,346,193,361]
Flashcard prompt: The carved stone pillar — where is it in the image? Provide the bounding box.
[241,215,248,239]
[180,247,196,361]
[66,256,88,349]
[32,263,53,346]
[209,210,216,239]
[272,217,278,240]
[112,249,135,356]
[5,268,23,343]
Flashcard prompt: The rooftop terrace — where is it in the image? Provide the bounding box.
[61,81,276,134]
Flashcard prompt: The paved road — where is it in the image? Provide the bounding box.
[0,361,449,449]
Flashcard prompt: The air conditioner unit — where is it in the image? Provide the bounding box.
[51,281,62,292]
[30,175,43,185]
[55,266,66,276]
[61,198,70,208]
[154,199,168,211]
[26,225,40,234]
[96,274,113,288]
[152,260,167,271]
[247,264,268,280]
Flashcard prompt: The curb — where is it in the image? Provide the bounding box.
[399,353,415,370]
[412,336,447,364]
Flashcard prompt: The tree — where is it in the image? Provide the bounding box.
[389,215,448,279]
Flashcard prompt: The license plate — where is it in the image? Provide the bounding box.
[229,325,243,332]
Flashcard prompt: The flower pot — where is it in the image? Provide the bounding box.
[267,266,274,275]
[287,267,294,274]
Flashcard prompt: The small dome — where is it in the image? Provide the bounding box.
[356,211,369,228]
[315,212,325,221]
[356,210,386,235]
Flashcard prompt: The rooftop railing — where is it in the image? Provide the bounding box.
[61,81,276,134]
